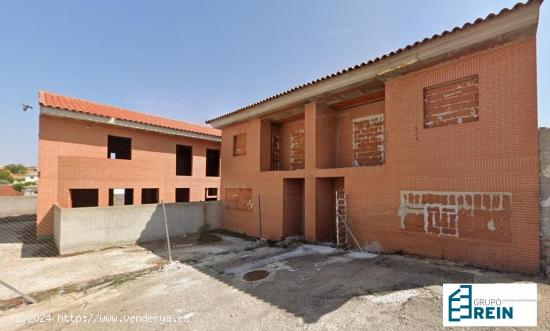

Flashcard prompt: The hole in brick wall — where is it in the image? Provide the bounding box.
[315,177,344,242]
[175,188,190,202]
[283,178,305,237]
[109,188,133,206]
[205,188,218,201]
[176,145,192,176]
[141,188,159,204]
[206,149,220,177]
[70,189,99,208]
[107,135,132,160]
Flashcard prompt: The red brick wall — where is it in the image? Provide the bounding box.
[219,37,539,272]
[283,179,304,237]
[278,118,305,171]
[233,133,247,156]
[335,101,384,168]
[400,191,512,241]
[0,185,22,196]
[225,188,253,211]
[316,105,336,169]
[290,129,305,170]
[424,75,479,128]
[37,115,220,236]
[352,114,384,167]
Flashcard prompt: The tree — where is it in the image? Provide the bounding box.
[4,164,27,174]
[12,181,34,192]
[0,169,14,183]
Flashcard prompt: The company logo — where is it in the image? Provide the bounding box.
[443,283,537,327]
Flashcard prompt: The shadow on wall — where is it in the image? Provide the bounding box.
[136,202,220,259]
[52,201,220,256]
[0,215,57,258]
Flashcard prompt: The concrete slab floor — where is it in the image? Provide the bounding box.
[0,234,549,330]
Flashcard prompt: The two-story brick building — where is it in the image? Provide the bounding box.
[207,0,543,272]
[37,92,221,236]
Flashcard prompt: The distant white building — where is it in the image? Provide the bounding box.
[22,185,37,196]
[24,171,38,183]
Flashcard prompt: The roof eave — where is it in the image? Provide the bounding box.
[207,1,541,129]
[40,106,222,142]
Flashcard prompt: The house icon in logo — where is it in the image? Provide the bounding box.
[448,285,472,321]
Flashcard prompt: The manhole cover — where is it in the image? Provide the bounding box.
[243,270,269,281]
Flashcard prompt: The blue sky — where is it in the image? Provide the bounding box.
[0,0,547,165]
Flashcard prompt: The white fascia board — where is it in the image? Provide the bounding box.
[209,3,540,128]
[40,106,221,142]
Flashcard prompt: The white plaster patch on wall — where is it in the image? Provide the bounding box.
[487,219,496,232]
[423,204,459,237]
[352,113,384,123]
[398,191,512,238]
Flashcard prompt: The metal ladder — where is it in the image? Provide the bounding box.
[335,190,348,247]
[335,190,364,251]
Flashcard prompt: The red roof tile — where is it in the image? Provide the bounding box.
[206,0,542,124]
[39,91,221,138]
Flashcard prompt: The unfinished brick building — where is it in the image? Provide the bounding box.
[207,1,543,272]
[37,92,221,236]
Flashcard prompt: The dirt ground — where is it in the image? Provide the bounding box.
[0,234,549,330]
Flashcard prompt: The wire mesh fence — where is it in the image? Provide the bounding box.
[0,198,221,309]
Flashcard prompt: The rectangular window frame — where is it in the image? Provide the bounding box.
[206,149,220,177]
[175,188,190,203]
[109,188,134,206]
[70,189,99,208]
[176,145,193,176]
[141,188,159,204]
[107,135,132,160]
